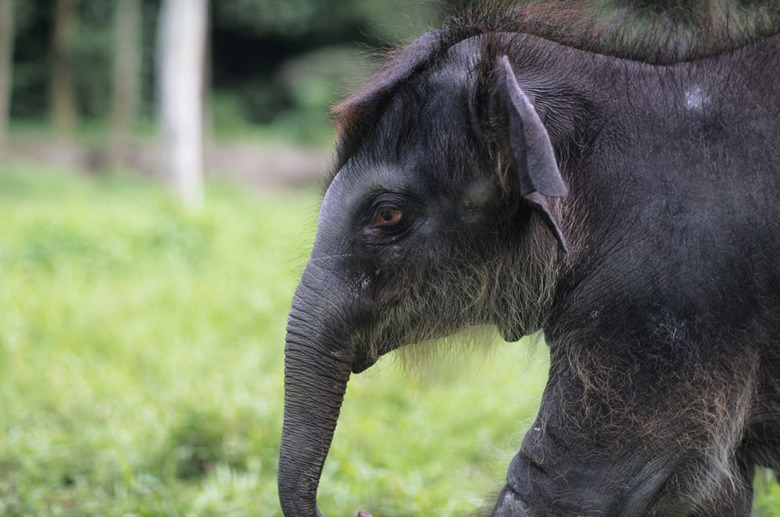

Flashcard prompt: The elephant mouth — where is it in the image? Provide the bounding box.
[350,333,405,373]
[351,348,376,373]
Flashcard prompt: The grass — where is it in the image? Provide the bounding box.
[0,162,777,516]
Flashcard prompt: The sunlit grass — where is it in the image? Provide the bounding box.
[0,162,776,516]
[0,163,317,515]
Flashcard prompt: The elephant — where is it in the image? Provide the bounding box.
[279,1,780,515]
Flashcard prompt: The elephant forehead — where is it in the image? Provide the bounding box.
[326,161,414,201]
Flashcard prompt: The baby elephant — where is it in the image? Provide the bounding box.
[279,1,780,515]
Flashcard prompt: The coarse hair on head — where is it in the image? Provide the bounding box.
[330,0,780,185]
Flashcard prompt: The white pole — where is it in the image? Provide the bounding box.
[157,0,208,208]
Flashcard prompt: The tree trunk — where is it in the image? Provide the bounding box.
[51,0,78,138]
[0,0,14,150]
[157,0,208,208]
[107,0,141,171]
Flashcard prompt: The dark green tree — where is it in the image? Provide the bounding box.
[0,0,14,148]
[107,0,142,170]
[51,0,79,137]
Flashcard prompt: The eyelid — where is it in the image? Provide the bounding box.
[372,191,403,206]
[368,193,401,216]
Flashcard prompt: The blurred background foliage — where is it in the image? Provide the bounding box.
[3,2,780,515]
[7,0,438,145]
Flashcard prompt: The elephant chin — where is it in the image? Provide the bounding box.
[492,487,533,516]
[497,319,527,343]
[351,347,377,374]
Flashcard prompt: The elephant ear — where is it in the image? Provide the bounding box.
[498,55,569,253]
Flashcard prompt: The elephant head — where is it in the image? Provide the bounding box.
[278,44,569,516]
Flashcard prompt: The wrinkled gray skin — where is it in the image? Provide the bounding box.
[279,29,780,517]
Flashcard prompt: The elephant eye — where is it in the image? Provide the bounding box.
[372,207,403,227]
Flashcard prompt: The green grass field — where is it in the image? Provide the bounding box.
[0,162,777,516]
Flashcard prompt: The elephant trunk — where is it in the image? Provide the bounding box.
[278,268,355,517]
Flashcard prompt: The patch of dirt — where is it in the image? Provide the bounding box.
[4,135,332,191]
